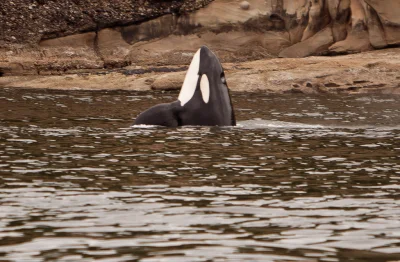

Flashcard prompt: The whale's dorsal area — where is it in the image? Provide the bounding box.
[134,46,236,127]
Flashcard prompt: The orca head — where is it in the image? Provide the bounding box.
[178,46,236,126]
[178,46,225,106]
[134,46,235,127]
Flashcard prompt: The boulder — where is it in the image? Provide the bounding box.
[240,1,250,10]
[151,71,186,91]
[364,0,400,45]
[279,27,334,58]
[97,28,131,68]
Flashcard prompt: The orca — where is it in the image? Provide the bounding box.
[134,46,236,127]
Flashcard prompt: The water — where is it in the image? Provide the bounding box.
[1,88,400,262]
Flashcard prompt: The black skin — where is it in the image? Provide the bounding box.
[134,101,182,127]
[134,46,236,127]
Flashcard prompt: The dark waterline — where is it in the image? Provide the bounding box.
[0,88,400,262]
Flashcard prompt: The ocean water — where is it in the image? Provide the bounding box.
[0,88,400,261]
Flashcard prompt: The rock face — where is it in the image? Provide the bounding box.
[228,48,400,94]
[276,0,400,56]
[1,0,400,76]
[1,48,399,94]
[0,0,212,45]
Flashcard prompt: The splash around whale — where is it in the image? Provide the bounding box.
[134,46,236,127]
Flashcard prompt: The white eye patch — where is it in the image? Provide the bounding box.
[178,49,200,106]
[200,74,210,104]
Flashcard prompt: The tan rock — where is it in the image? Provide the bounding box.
[37,32,104,72]
[365,0,400,45]
[329,0,372,54]
[327,0,340,18]
[1,49,399,94]
[330,0,350,42]
[365,4,387,48]
[121,0,399,63]
[191,0,269,26]
[0,73,148,91]
[229,48,400,94]
[329,29,372,54]
[364,0,400,24]
[279,27,334,58]
[240,1,250,10]
[301,0,324,41]
[0,62,26,76]
[151,71,186,90]
[97,28,131,67]
[129,30,291,66]
[40,33,96,48]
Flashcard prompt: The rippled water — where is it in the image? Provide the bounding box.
[1,88,400,262]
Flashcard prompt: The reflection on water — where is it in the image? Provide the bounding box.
[0,88,400,261]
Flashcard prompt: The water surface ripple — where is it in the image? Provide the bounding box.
[1,89,400,262]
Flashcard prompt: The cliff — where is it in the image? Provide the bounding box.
[0,0,212,45]
[1,0,400,77]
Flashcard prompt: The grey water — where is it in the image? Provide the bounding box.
[0,88,400,262]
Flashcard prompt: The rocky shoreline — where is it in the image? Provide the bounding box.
[1,0,400,74]
[1,48,399,94]
[1,0,399,94]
